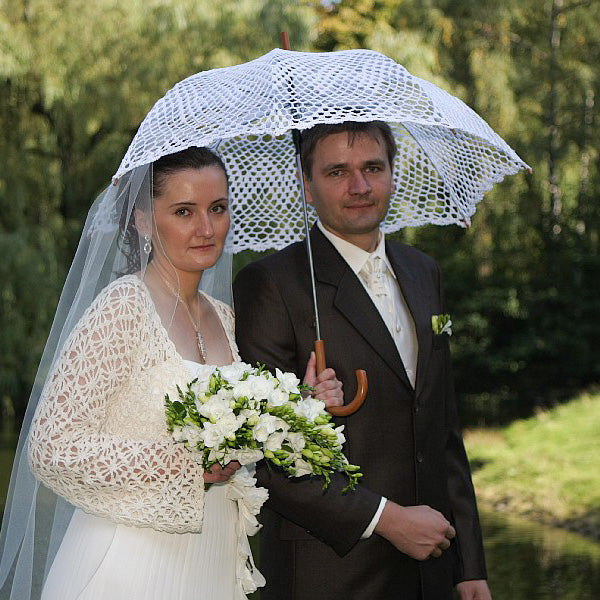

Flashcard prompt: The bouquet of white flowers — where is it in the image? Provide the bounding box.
[165,362,362,491]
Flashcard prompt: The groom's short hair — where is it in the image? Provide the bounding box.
[300,121,396,179]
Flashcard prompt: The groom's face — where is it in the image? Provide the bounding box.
[303,131,394,251]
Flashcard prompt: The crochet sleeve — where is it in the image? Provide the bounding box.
[28,279,205,532]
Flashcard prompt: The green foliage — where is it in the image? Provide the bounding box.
[322,0,600,423]
[465,388,600,530]
[0,0,314,418]
[2,0,599,426]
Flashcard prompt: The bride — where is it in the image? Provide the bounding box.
[0,146,342,599]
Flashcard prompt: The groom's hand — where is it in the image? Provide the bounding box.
[374,501,455,561]
[456,580,492,600]
[303,351,344,409]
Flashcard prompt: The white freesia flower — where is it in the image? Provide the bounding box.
[275,368,300,393]
[200,422,225,448]
[207,448,227,464]
[246,374,277,401]
[240,408,260,425]
[229,448,264,465]
[293,458,313,477]
[166,366,363,496]
[293,396,326,422]
[197,394,233,422]
[334,425,346,446]
[180,424,203,446]
[171,425,186,442]
[286,431,306,453]
[219,361,252,383]
[274,417,290,432]
[441,319,453,335]
[253,414,281,442]
[216,412,242,439]
[265,430,286,452]
[267,387,289,408]
[190,364,218,393]
[431,313,452,336]
[232,380,254,400]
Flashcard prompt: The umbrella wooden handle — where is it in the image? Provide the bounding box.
[314,340,367,416]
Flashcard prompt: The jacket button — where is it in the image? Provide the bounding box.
[414,402,420,413]
[416,451,424,463]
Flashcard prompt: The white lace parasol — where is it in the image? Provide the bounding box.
[114,48,529,252]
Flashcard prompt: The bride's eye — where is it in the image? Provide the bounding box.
[175,207,191,216]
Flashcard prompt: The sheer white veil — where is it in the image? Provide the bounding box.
[0,151,233,599]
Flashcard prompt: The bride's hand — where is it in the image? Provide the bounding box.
[303,351,343,409]
[203,461,241,484]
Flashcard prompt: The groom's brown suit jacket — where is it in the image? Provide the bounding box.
[233,226,487,600]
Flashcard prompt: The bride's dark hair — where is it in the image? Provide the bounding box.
[153,146,228,194]
[119,146,228,274]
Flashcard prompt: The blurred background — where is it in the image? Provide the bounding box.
[1,1,598,598]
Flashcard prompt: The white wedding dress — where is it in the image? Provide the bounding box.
[28,277,265,600]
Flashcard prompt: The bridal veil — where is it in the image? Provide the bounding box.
[0,161,233,599]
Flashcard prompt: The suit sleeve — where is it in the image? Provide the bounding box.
[436,264,488,582]
[233,260,381,556]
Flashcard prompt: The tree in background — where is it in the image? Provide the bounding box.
[311,0,600,423]
[1,0,598,425]
[0,0,315,421]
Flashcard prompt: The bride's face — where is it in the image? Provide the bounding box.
[151,166,229,275]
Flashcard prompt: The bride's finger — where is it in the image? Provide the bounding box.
[222,461,241,476]
[203,471,225,483]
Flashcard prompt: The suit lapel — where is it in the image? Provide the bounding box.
[386,241,433,398]
[310,227,412,390]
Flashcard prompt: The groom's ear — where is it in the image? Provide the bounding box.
[302,172,314,205]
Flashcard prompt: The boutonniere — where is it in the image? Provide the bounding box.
[431,313,452,336]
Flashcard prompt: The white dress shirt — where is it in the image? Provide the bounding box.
[316,221,418,387]
[316,220,419,538]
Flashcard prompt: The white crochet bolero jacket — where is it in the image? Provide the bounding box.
[28,275,238,533]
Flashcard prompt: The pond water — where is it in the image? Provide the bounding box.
[1,431,599,598]
[480,510,600,600]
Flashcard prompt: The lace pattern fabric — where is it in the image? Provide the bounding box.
[109,48,529,250]
[28,275,237,533]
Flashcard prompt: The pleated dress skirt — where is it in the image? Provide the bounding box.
[41,482,238,600]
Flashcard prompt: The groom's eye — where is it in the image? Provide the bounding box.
[210,203,229,214]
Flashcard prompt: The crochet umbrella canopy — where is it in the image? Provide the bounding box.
[112,47,530,254]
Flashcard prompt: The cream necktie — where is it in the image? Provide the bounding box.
[360,255,418,388]
[361,256,387,297]
[360,256,394,332]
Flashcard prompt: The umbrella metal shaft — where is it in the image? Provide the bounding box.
[293,136,322,341]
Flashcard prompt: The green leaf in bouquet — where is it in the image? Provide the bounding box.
[170,401,187,421]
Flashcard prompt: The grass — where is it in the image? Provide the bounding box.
[464,387,600,537]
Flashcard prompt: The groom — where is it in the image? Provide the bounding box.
[233,121,491,600]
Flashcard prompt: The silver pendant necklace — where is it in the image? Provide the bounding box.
[155,271,207,363]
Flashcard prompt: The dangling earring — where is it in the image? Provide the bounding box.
[143,235,152,256]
